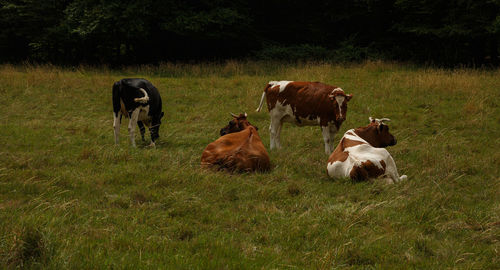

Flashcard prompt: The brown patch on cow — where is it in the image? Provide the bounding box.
[353,122,395,148]
[201,126,270,172]
[327,137,366,164]
[265,84,280,111]
[328,139,349,164]
[265,81,351,127]
[349,160,386,181]
[344,138,365,148]
[120,99,129,117]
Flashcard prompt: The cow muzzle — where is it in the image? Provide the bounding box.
[390,138,397,146]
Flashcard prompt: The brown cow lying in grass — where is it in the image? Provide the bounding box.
[201,113,270,172]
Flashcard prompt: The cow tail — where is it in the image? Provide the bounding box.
[255,85,268,112]
[112,81,121,116]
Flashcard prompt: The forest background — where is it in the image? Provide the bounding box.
[1,0,500,66]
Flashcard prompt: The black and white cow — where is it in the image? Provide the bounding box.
[112,78,164,147]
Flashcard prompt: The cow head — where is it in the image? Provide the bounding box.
[328,88,353,122]
[355,117,396,148]
[219,113,258,136]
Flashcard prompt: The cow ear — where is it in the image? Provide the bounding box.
[346,94,353,101]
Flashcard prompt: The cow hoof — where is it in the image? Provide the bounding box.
[399,175,408,181]
[147,142,156,148]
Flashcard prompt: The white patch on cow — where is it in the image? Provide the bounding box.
[134,88,149,103]
[128,108,141,147]
[137,105,150,122]
[335,95,345,117]
[268,100,294,149]
[328,159,353,179]
[347,144,387,169]
[332,87,343,93]
[113,112,121,144]
[273,100,295,120]
[269,81,292,93]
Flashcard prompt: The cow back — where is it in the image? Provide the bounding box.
[201,127,270,172]
[119,78,163,118]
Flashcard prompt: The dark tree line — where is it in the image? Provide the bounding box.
[1,0,499,66]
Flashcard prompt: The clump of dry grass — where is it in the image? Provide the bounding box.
[3,227,50,268]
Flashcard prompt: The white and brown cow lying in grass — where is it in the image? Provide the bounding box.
[256,81,352,154]
[327,117,407,183]
[112,78,164,147]
[201,113,270,172]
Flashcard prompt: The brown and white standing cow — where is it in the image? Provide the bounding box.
[327,117,407,183]
[256,81,352,154]
[201,113,270,172]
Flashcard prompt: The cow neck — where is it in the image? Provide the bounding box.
[351,125,382,147]
[245,126,258,140]
[239,122,251,131]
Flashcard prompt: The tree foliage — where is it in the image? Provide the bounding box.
[0,0,498,65]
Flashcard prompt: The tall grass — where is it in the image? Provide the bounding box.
[0,61,499,268]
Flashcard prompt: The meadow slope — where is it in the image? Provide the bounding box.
[0,62,499,269]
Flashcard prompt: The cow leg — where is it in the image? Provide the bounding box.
[137,121,146,141]
[384,155,407,183]
[269,115,283,150]
[128,108,140,147]
[148,125,157,148]
[269,122,276,150]
[328,125,338,153]
[275,120,283,148]
[321,126,332,154]
[148,116,161,148]
[113,112,121,145]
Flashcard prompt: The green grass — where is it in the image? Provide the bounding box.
[0,61,499,269]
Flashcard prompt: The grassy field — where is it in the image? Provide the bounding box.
[0,61,499,269]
